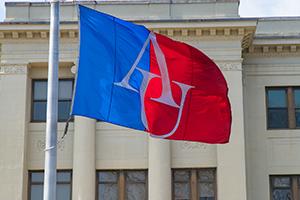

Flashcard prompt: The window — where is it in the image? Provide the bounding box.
[28,171,72,200]
[295,89,300,127]
[97,170,147,200]
[270,175,300,200]
[266,87,300,129]
[32,79,73,122]
[172,169,216,200]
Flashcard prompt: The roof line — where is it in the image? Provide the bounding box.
[5,1,239,6]
[0,17,259,25]
[2,16,300,25]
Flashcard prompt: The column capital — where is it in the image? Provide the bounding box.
[216,62,242,71]
[0,64,28,75]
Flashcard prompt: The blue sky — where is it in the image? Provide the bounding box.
[0,0,300,21]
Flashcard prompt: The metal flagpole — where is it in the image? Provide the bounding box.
[43,1,59,200]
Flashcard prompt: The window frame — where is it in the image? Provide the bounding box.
[294,88,300,128]
[266,86,300,130]
[28,170,72,200]
[96,169,148,200]
[31,78,74,122]
[270,175,300,200]
[172,168,217,200]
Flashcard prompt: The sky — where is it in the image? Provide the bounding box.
[0,0,300,21]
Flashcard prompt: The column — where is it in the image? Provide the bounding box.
[0,65,29,199]
[216,62,247,200]
[148,137,172,200]
[72,116,96,200]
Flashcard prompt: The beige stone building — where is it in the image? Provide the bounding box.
[0,1,299,200]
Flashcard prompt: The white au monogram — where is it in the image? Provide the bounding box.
[114,32,194,138]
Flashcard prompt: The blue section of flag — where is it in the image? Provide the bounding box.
[72,5,150,130]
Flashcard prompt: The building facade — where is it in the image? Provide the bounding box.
[0,1,299,200]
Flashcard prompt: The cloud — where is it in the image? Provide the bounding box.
[239,0,300,17]
[0,1,4,21]
[270,0,300,16]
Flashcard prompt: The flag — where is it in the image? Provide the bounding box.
[72,5,232,143]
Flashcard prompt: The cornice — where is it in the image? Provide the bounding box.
[0,30,78,40]
[154,27,255,42]
[0,27,254,41]
[243,45,300,57]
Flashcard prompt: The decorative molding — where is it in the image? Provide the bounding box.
[40,31,47,39]
[291,45,297,52]
[12,32,19,39]
[196,29,202,36]
[276,46,283,52]
[0,27,255,40]
[238,28,245,36]
[242,32,254,49]
[153,27,254,38]
[224,28,230,36]
[181,29,188,36]
[69,31,76,38]
[180,141,208,151]
[210,28,216,36]
[0,64,28,74]
[26,31,33,38]
[70,65,77,74]
[217,62,242,71]
[36,139,65,152]
[243,45,300,56]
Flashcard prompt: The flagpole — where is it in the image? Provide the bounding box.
[43,1,59,200]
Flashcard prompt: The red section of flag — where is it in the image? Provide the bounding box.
[144,33,231,143]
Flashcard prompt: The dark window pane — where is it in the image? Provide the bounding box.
[126,171,147,200]
[126,183,146,200]
[29,171,72,200]
[33,102,47,121]
[272,189,292,200]
[31,172,44,183]
[99,171,118,183]
[198,170,215,200]
[57,184,71,200]
[59,80,73,100]
[58,101,71,121]
[296,109,300,128]
[174,170,190,182]
[200,198,214,200]
[268,89,287,108]
[294,89,300,108]
[199,183,215,198]
[126,171,146,183]
[32,79,73,122]
[174,183,190,200]
[268,109,288,128]
[30,185,43,200]
[98,183,118,200]
[198,170,215,182]
[33,81,47,100]
[295,89,300,127]
[57,172,71,182]
[273,177,291,187]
